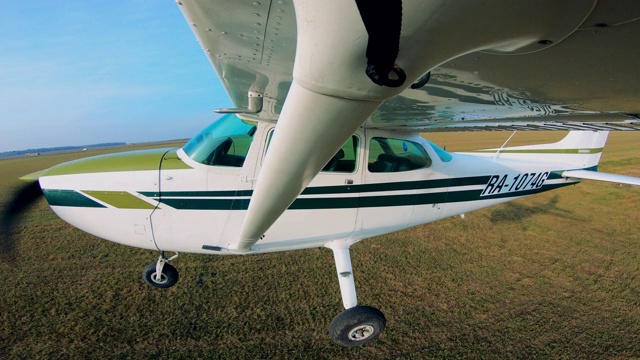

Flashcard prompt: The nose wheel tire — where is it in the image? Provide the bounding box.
[329,306,386,347]
[142,262,179,289]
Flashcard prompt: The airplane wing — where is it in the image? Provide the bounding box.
[177,0,640,251]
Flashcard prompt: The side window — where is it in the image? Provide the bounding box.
[208,133,255,167]
[265,132,359,173]
[368,137,432,173]
[321,136,359,173]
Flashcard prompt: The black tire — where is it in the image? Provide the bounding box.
[329,306,386,347]
[142,262,179,289]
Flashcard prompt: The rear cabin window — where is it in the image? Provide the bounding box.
[321,135,359,173]
[368,137,432,172]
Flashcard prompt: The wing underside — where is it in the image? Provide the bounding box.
[177,0,640,131]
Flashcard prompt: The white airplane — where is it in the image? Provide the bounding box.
[3,0,640,347]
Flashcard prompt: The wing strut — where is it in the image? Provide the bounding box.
[230,82,381,251]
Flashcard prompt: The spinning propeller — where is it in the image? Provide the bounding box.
[0,180,44,258]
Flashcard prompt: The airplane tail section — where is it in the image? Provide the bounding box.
[473,131,609,169]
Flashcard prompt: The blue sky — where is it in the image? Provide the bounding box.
[0,1,232,152]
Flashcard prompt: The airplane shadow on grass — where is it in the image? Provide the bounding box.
[489,195,578,223]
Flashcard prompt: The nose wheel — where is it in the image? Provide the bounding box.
[142,252,179,289]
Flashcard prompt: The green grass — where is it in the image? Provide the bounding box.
[1,135,640,359]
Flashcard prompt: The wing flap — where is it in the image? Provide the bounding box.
[562,170,640,186]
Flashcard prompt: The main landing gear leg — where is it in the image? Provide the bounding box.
[326,241,386,347]
[142,251,179,289]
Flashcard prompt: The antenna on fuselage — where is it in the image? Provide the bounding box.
[495,131,518,158]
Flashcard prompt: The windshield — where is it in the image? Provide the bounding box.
[182,114,257,167]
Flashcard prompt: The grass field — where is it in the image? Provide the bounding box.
[1,133,639,359]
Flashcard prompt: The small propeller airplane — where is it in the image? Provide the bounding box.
[3,0,640,347]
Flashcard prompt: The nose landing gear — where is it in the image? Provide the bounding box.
[142,252,179,289]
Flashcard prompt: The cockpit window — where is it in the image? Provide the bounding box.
[182,114,257,167]
[368,137,432,172]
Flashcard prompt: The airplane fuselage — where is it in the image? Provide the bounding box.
[36,115,587,255]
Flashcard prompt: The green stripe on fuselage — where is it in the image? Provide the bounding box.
[150,182,572,210]
[43,168,582,210]
[471,148,604,154]
[82,190,157,209]
[138,176,492,199]
[43,189,106,208]
[43,148,189,177]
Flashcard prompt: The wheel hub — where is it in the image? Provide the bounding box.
[153,272,168,284]
[348,325,375,341]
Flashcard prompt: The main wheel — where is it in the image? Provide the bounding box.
[329,306,386,347]
[142,262,179,289]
